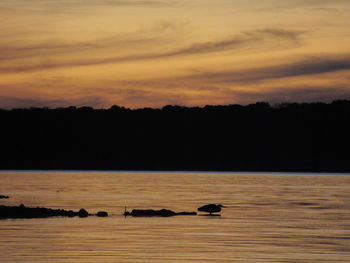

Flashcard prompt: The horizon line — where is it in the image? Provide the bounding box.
[1,99,350,111]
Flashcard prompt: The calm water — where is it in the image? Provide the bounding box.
[0,171,349,263]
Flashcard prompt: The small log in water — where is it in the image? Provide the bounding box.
[123,208,197,217]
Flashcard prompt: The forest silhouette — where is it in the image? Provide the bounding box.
[1,100,349,172]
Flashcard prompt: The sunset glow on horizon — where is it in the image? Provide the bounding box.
[1,0,350,109]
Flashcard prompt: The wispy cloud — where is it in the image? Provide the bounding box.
[108,54,350,106]
[232,0,350,13]
[0,0,167,13]
[0,95,105,109]
[177,55,350,84]
[111,82,350,108]
[162,28,302,56]
[0,28,304,73]
[0,21,187,61]
[229,86,350,105]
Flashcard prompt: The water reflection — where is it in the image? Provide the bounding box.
[0,171,349,262]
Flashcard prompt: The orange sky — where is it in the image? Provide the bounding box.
[1,0,350,108]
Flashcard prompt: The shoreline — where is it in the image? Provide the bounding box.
[1,170,350,175]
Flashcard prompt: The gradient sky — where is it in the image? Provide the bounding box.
[1,0,350,108]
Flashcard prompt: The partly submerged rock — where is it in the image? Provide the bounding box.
[0,204,90,219]
[176,211,197,216]
[78,209,89,218]
[96,211,108,217]
[124,208,197,217]
[129,209,176,217]
[197,204,226,214]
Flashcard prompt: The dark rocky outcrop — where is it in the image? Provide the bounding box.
[0,204,90,219]
[124,208,197,217]
[0,195,9,199]
[176,211,197,216]
[197,204,226,215]
[126,209,176,217]
[78,208,89,218]
[96,211,108,217]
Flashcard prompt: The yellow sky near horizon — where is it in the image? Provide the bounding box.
[0,0,350,108]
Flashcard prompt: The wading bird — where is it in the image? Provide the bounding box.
[197,204,226,215]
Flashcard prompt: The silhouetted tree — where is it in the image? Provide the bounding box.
[0,100,349,172]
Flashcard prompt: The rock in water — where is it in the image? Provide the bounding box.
[176,211,197,216]
[129,209,176,217]
[78,209,89,218]
[124,208,197,217]
[0,204,90,219]
[96,211,108,217]
[197,204,226,214]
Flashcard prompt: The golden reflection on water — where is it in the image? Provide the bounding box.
[0,171,349,262]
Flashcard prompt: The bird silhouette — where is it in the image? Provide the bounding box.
[197,204,226,215]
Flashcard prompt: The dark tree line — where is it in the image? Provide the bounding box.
[1,100,350,172]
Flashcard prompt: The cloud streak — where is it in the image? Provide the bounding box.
[0,0,167,12]
[229,86,350,105]
[177,55,350,84]
[0,96,105,109]
[231,0,350,13]
[0,21,186,61]
[0,28,304,73]
[163,28,302,56]
[110,54,350,104]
